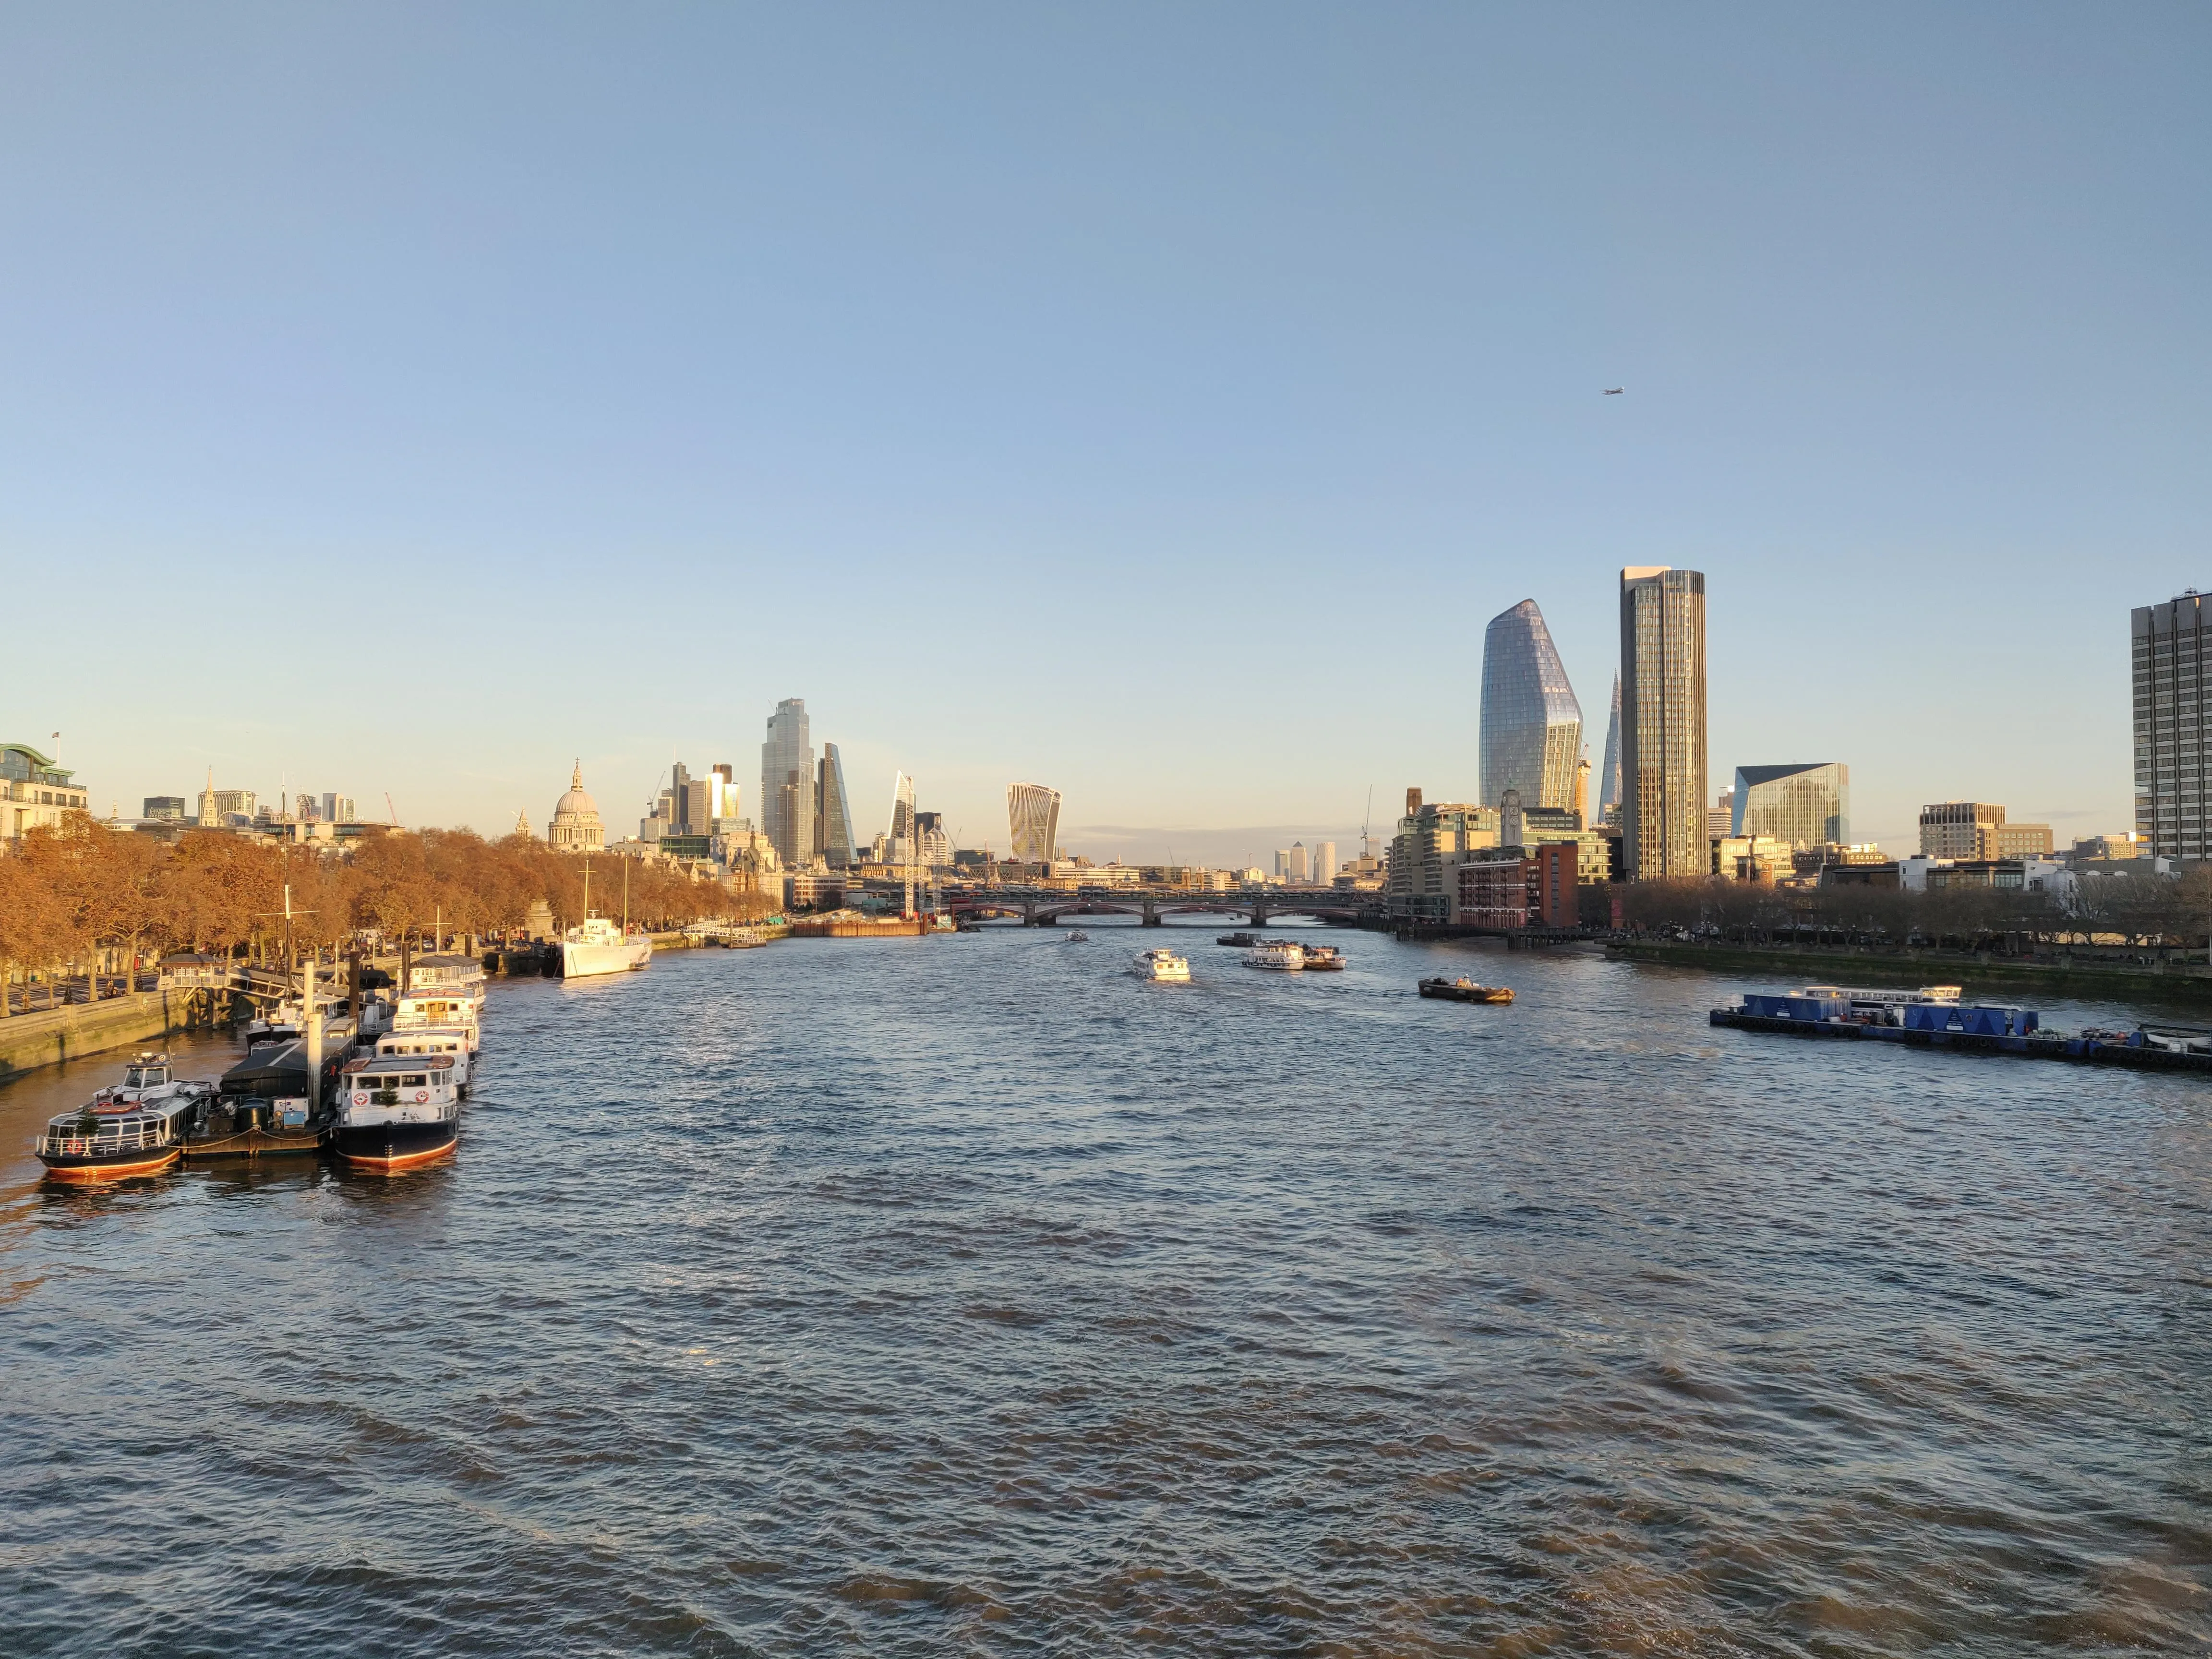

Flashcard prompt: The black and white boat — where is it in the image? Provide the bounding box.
[335,1053,460,1172]
[35,1054,215,1183]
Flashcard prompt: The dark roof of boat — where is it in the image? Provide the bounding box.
[220,1039,310,1092]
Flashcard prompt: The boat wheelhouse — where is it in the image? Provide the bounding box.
[1243,940,1306,971]
[36,1055,214,1182]
[377,1028,472,1091]
[336,1054,461,1172]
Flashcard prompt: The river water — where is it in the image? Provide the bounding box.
[2,926,2207,1656]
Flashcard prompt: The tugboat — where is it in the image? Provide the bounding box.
[335,1053,461,1172]
[1301,945,1347,971]
[1131,948,1192,983]
[1244,940,1306,971]
[1216,932,1262,948]
[36,1054,215,1182]
[1419,976,1515,1004]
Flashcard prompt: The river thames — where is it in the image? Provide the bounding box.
[2,926,2207,1655]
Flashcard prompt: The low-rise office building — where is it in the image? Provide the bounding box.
[2,743,89,845]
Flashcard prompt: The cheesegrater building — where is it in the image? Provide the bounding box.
[1620,566,1708,879]
[1479,600,1583,812]
[2133,591,2212,859]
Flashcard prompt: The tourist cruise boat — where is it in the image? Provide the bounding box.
[559,914,652,979]
[1301,945,1347,971]
[377,1028,473,1092]
[393,983,483,1052]
[36,1054,215,1182]
[1243,940,1306,971]
[1131,948,1191,983]
[335,1053,461,1172]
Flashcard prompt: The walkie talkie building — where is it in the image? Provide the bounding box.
[1479,600,1583,812]
[1007,782,1061,867]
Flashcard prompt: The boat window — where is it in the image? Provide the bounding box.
[401,1074,425,1088]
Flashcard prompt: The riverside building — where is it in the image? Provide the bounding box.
[1732,763,1850,849]
[2132,590,2212,859]
[1,742,88,845]
[1918,802,2052,861]
[1480,600,1584,812]
[1620,566,1708,879]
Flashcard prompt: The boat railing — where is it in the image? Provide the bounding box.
[41,1122,171,1155]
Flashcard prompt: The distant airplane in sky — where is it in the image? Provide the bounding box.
[1602,387,1624,395]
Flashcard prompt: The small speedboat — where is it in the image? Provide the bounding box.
[36,1054,215,1182]
[1244,940,1306,971]
[1301,945,1347,971]
[1419,977,1514,1004]
[1063,930,1090,943]
[1132,949,1191,983]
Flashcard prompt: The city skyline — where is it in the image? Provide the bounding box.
[5,10,2201,857]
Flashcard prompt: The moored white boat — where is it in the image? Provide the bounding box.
[336,1053,461,1172]
[1132,948,1191,983]
[377,1028,473,1092]
[559,914,652,979]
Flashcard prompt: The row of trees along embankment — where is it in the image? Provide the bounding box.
[0,815,769,1014]
[1610,868,2212,953]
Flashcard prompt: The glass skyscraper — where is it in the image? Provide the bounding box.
[1620,566,1707,880]
[1007,781,1060,866]
[1479,600,1583,811]
[2133,592,2211,859]
[815,742,855,867]
[1598,673,1622,816]
[1731,763,1849,848]
[760,697,815,869]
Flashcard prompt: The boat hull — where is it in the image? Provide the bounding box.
[38,1146,182,1182]
[183,1125,327,1161]
[560,938,652,978]
[335,1119,458,1172]
[1419,980,1514,1003]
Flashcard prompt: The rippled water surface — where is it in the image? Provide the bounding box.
[3,927,2209,1655]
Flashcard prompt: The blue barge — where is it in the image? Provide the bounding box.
[1711,994,2212,1074]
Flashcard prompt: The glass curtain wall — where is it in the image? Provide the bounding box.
[1007,782,1061,866]
[760,697,815,868]
[1479,600,1583,811]
[1731,763,1849,848]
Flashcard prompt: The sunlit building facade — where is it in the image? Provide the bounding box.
[1007,781,1061,866]
[760,697,815,869]
[1480,600,1583,812]
[815,743,855,867]
[1620,566,1707,880]
[1597,673,1622,817]
[2134,591,2212,860]
[1731,763,1850,849]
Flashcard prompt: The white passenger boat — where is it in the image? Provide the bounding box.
[336,1053,461,1172]
[35,1054,216,1182]
[1132,948,1191,983]
[393,985,482,1052]
[559,914,652,979]
[1244,940,1306,971]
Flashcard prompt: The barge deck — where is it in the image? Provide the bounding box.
[1710,1008,2212,1073]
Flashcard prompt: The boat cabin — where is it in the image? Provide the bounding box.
[341,1054,460,1118]
[377,1029,472,1087]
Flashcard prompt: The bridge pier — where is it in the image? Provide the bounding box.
[1022,900,1039,927]
[1249,898,1271,928]
[1141,897,1162,927]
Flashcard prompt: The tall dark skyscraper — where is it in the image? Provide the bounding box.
[1620,566,1707,880]
[2133,590,2211,859]
[1479,599,1582,811]
[815,741,855,868]
[760,697,815,868]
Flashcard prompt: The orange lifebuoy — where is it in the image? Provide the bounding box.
[354,1093,368,1105]
[415,1090,428,1103]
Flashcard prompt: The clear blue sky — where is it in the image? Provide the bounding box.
[4,4,2206,865]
